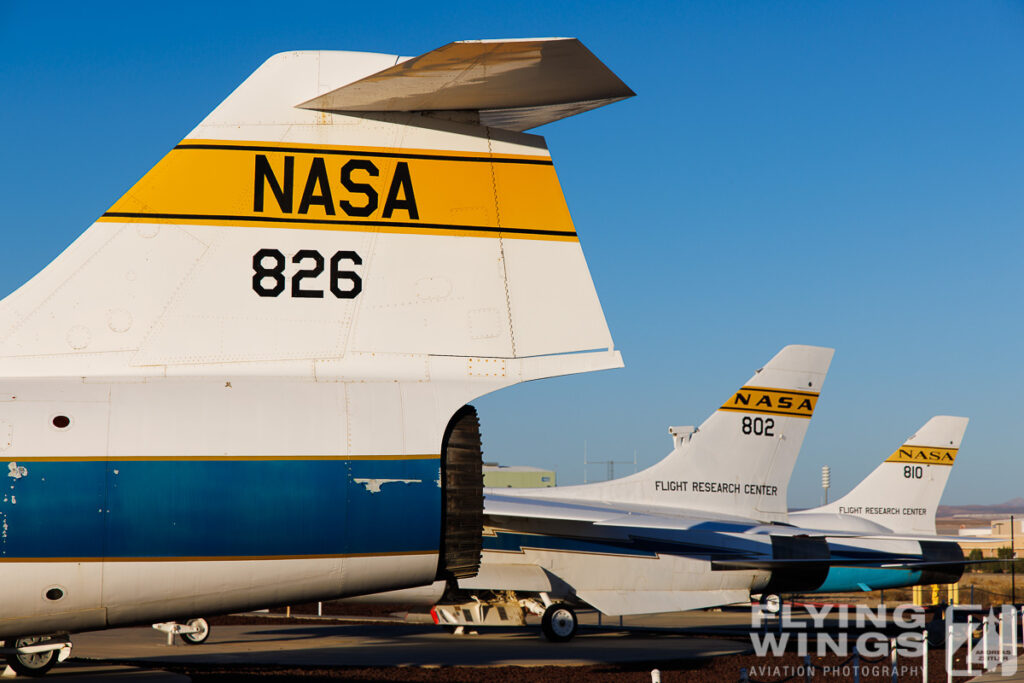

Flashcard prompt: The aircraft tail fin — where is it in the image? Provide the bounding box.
[507,345,834,523]
[810,416,969,534]
[0,39,628,381]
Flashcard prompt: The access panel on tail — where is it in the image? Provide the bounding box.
[0,38,628,644]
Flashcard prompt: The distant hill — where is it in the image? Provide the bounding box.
[938,498,1024,517]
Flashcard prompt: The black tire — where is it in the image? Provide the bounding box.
[541,603,578,642]
[180,618,210,645]
[925,618,946,648]
[4,637,60,677]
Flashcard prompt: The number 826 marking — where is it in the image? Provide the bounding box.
[252,248,362,299]
[742,416,774,436]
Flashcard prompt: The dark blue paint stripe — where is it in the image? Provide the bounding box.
[0,459,441,560]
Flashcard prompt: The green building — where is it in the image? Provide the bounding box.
[482,463,556,488]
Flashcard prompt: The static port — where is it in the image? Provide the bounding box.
[45,588,64,601]
[52,416,70,429]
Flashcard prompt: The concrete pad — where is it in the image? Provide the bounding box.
[70,621,750,668]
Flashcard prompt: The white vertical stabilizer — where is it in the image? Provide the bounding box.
[497,345,834,523]
[798,416,968,534]
[0,41,629,384]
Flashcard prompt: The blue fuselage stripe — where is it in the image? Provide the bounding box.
[0,459,441,559]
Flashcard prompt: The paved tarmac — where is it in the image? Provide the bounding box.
[13,608,1024,681]
[0,611,753,679]
[69,619,749,668]
[16,610,1018,680]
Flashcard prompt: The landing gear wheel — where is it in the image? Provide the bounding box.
[760,594,781,614]
[180,618,210,645]
[4,637,60,677]
[541,603,578,642]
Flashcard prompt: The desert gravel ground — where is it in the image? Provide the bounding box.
[93,649,978,683]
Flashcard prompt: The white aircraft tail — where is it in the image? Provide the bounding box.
[0,39,630,380]
[809,416,968,534]
[508,345,834,523]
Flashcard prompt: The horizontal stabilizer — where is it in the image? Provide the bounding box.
[299,38,635,131]
[713,554,978,572]
[712,556,936,571]
[484,492,768,528]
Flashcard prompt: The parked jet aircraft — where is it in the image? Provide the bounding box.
[0,38,632,674]
[430,345,838,639]
[425,361,970,641]
[789,415,969,593]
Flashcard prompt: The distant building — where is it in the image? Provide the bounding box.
[958,518,1022,558]
[482,462,555,488]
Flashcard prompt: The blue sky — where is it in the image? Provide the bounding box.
[1,1,1021,507]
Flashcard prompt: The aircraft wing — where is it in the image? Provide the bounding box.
[856,533,993,543]
[484,492,769,530]
[458,563,555,592]
[711,557,970,571]
[485,493,979,564]
[779,524,991,544]
[575,589,750,616]
[484,492,624,523]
